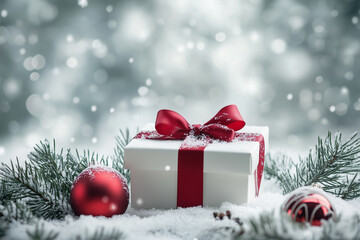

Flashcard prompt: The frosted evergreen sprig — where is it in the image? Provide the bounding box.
[0,130,131,224]
[0,140,103,219]
[113,129,131,183]
[0,181,36,237]
[26,224,125,240]
[26,223,59,240]
[74,227,125,240]
[264,132,360,199]
[225,210,360,240]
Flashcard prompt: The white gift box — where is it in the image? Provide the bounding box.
[124,124,269,209]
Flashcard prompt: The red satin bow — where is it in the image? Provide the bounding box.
[155,105,246,142]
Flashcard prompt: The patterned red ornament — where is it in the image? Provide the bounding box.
[284,189,335,226]
[70,166,129,217]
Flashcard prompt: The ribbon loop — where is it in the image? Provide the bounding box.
[156,109,190,138]
[155,105,245,141]
[204,105,245,131]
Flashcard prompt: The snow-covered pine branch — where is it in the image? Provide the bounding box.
[265,132,360,199]
[26,224,124,240]
[230,210,360,239]
[113,129,131,183]
[213,209,360,239]
[0,130,130,228]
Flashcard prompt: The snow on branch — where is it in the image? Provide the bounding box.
[265,132,360,200]
[0,130,130,229]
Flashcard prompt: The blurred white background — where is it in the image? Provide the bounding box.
[0,0,360,163]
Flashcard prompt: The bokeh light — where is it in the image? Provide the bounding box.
[0,0,360,162]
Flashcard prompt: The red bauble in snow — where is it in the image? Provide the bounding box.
[70,166,129,217]
[284,188,335,226]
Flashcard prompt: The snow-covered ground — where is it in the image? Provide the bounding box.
[5,179,360,240]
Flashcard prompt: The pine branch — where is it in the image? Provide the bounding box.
[0,188,35,238]
[0,180,36,237]
[211,209,306,240]
[244,210,301,240]
[25,224,125,240]
[0,140,109,220]
[0,129,131,228]
[75,227,125,240]
[0,200,35,223]
[112,129,131,183]
[0,220,8,238]
[336,174,360,200]
[321,214,360,239]
[264,154,299,193]
[264,132,360,199]
[218,210,360,240]
[26,223,59,240]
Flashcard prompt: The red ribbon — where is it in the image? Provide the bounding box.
[135,105,264,208]
[155,104,245,142]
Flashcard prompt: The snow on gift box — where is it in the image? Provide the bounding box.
[124,105,269,209]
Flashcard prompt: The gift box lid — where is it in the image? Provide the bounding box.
[124,124,269,174]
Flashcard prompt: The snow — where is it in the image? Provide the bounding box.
[79,165,128,182]
[5,179,360,240]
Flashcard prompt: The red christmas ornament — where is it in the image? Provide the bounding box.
[70,166,129,217]
[284,188,335,226]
